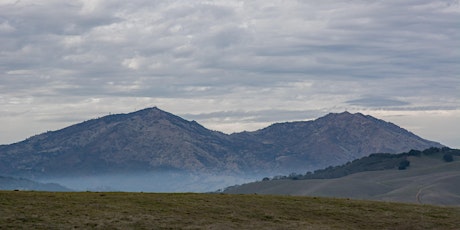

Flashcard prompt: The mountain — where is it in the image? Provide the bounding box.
[0,175,71,191]
[224,147,460,206]
[0,107,238,177]
[229,111,443,172]
[0,107,443,182]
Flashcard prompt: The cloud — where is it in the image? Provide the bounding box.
[0,0,459,147]
[346,96,410,107]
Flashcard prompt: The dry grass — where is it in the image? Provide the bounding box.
[1,191,460,229]
[226,158,460,206]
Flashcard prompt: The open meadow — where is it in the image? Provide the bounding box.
[1,191,460,229]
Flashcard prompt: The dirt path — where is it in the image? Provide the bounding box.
[416,187,424,204]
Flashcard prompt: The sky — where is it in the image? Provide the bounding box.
[1,0,459,148]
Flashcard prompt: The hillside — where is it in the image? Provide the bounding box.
[224,148,460,206]
[0,107,444,191]
[0,176,70,192]
[0,108,237,177]
[0,108,442,178]
[230,111,443,171]
[1,191,459,229]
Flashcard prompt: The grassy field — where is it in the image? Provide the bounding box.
[1,191,460,229]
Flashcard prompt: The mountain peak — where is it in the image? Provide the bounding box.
[0,108,444,178]
[318,111,367,123]
[324,111,365,118]
[127,107,186,123]
[130,106,166,116]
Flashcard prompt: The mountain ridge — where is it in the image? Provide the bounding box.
[0,107,443,179]
[239,110,442,170]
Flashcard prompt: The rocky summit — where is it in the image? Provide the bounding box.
[0,107,443,178]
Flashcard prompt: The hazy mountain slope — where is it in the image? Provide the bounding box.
[0,108,444,180]
[234,112,443,172]
[0,108,237,177]
[224,149,460,206]
[0,176,70,191]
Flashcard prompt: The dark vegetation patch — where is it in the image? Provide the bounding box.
[273,147,459,180]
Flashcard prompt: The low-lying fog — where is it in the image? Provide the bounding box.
[38,172,262,192]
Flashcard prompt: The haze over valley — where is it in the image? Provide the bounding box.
[0,107,447,194]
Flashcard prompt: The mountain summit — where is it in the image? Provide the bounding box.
[241,111,443,170]
[0,108,443,178]
[0,107,234,177]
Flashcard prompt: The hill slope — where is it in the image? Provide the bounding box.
[0,108,237,177]
[0,108,443,179]
[225,148,460,206]
[0,176,70,191]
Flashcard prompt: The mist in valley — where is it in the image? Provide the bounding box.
[38,172,261,193]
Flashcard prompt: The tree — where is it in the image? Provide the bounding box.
[289,173,300,180]
[398,159,410,170]
[408,149,421,156]
[423,147,440,155]
[443,153,454,162]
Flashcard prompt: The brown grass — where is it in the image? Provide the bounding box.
[1,191,459,229]
[226,158,460,206]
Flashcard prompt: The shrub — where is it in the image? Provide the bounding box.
[443,153,454,162]
[423,147,441,155]
[398,159,410,170]
[407,149,421,156]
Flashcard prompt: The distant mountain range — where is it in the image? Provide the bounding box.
[0,107,443,180]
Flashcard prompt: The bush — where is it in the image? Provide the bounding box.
[443,153,454,162]
[407,149,421,156]
[423,147,441,155]
[289,173,301,180]
[398,159,410,170]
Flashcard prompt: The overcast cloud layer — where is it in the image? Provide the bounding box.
[1,0,459,147]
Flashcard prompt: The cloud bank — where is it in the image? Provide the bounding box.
[1,0,459,147]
